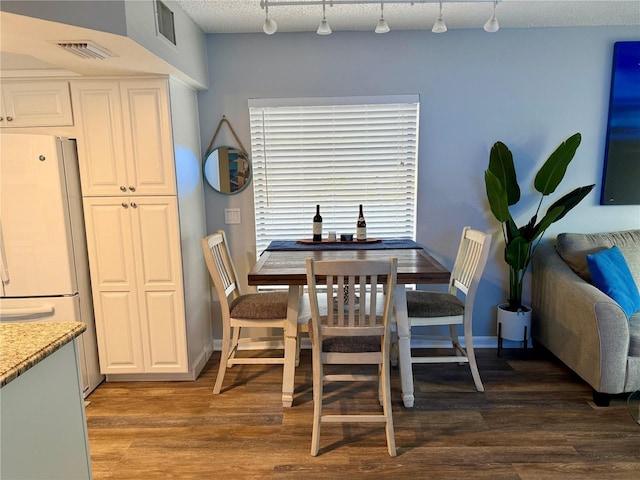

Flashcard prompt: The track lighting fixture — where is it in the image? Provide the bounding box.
[317,0,332,35]
[431,2,446,33]
[259,1,501,35]
[263,2,278,35]
[375,2,390,34]
[483,0,500,33]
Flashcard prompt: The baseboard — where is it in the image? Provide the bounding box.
[191,342,214,378]
[106,371,197,382]
[105,341,216,382]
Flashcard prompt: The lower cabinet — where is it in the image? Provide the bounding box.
[0,341,91,480]
[83,195,188,374]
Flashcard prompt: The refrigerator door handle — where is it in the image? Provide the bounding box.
[0,305,55,318]
[0,219,10,285]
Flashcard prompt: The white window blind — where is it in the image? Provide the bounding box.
[249,96,419,255]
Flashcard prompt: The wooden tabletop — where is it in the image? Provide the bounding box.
[248,248,450,286]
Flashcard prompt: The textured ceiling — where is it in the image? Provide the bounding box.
[175,0,640,34]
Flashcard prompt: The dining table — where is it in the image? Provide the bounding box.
[247,238,451,408]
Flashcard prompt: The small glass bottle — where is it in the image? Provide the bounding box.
[356,204,367,241]
[313,204,323,241]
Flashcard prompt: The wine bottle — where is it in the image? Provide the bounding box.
[356,204,367,241]
[313,204,323,241]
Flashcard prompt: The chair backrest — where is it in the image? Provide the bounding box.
[449,226,492,306]
[305,258,398,338]
[202,230,241,312]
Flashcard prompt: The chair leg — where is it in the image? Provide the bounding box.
[295,330,301,367]
[381,352,397,457]
[464,324,484,392]
[227,326,241,368]
[448,324,464,363]
[378,364,383,405]
[213,326,232,394]
[389,327,399,367]
[310,352,323,456]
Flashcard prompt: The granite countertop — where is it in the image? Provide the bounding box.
[0,321,86,388]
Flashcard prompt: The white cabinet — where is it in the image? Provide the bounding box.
[0,80,73,128]
[72,77,211,380]
[70,79,176,196]
[83,196,188,374]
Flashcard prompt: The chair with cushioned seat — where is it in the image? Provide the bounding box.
[202,230,294,394]
[405,226,491,392]
[306,257,398,456]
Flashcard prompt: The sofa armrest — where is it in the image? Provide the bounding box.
[532,242,630,394]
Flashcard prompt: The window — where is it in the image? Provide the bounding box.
[249,96,419,255]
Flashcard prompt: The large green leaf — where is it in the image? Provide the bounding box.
[488,142,520,206]
[484,170,511,222]
[534,133,581,195]
[545,184,595,223]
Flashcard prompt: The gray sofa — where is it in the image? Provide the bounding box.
[532,229,640,405]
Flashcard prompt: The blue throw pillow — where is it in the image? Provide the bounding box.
[586,246,640,317]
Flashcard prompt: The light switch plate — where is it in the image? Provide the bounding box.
[225,208,241,224]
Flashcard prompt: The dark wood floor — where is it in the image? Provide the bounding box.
[85,347,640,479]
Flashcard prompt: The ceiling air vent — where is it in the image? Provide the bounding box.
[56,41,114,60]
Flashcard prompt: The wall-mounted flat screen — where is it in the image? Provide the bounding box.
[600,41,640,205]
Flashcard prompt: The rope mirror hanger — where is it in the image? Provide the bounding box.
[203,115,252,194]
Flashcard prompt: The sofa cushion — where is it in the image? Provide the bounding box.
[629,312,640,357]
[556,229,640,284]
[587,246,640,317]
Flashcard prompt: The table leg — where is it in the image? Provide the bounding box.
[282,285,301,408]
[395,285,415,408]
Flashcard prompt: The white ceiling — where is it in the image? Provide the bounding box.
[176,0,640,33]
[0,1,637,79]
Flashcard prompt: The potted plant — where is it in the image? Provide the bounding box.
[484,132,595,342]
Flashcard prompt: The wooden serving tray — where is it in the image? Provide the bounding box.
[296,238,381,244]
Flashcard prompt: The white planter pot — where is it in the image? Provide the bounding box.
[497,304,532,341]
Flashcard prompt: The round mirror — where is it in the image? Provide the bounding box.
[203,146,252,194]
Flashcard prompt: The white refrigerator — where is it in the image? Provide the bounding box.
[0,134,103,396]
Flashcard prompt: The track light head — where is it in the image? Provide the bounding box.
[262,2,277,35]
[317,1,332,35]
[375,2,390,33]
[431,15,446,33]
[375,18,390,34]
[484,1,499,32]
[317,19,332,35]
[263,18,278,35]
[431,2,447,33]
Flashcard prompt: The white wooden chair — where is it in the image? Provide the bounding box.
[405,227,491,392]
[202,230,295,394]
[306,257,398,457]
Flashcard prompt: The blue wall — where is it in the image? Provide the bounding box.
[198,26,640,343]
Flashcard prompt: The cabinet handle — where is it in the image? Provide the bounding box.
[130,202,137,208]
[6,116,13,122]
[0,117,3,122]
[122,202,129,208]
[128,186,136,192]
[120,186,127,192]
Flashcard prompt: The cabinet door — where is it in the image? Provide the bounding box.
[130,197,188,372]
[83,197,144,373]
[120,80,176,196]
[1,81,73,128]
[71,81,129,196]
